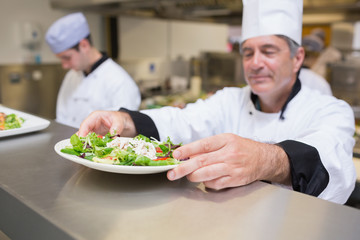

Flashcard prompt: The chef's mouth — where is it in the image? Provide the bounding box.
[248,75,271,82]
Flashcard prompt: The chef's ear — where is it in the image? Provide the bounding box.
[293,46,305,73]
[78,38,91,51]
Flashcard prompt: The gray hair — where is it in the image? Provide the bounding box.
[275,35,300,58]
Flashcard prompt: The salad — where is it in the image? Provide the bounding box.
[0,112,25,130]
[60,133,182,166]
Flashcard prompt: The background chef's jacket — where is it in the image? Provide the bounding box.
[56,58,141,128]
[299,68,332,96]
[139,84,355,204]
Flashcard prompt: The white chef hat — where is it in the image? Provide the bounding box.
[241,0,303,45]
[45,12,90,54]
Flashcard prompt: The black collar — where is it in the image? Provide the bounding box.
[84,52,109,76]
[250,77,302,120]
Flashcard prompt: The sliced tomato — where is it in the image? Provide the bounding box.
[154,157,170,161]
[156,147,163,153]
[0,113,5,130]
[103,156,116,161]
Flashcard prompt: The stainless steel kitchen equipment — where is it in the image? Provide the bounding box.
[331,21,360,51]
[49,0,360,25]
[328,57,360,119]
[0,64,65,119]
[199,51,246,92]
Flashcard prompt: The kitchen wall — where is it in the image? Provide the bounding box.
[119,16,228,61]
[0,0,105,65]
[0,0,228,65]
[118,16,228,86]
[0,0,229,115]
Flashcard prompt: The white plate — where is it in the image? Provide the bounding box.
[0,105,50,137]
[54,139,178,174]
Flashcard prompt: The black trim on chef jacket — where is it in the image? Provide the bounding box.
[250,76,302,120]
[120,77,330,196]
[250,76,329,196]
[276,140,329,196]
[119,108,160,140]
[83,52,109,77]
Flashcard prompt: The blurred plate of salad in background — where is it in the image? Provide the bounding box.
[0,105,50,137]
[54,133,182,174]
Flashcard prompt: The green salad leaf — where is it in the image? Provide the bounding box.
[1,113,25,130]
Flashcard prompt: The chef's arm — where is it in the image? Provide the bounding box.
[259,143,292,186]
[276,140,330,197]
[119,108,159,140]
[119,109,330,197]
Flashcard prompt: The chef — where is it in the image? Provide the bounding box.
[300,29,333,96]
[298,68,332,95]
[78,0,356,204]
[45,12,141,128]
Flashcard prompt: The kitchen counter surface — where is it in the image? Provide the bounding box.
[1,121,360,240]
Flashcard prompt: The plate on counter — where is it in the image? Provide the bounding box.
[54,139,177,174]
[0,105,50,137]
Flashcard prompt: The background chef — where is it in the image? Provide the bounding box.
[298,68,332,96]
[299,28,333,96]
[78,0,356,204]
[45,12,141,128]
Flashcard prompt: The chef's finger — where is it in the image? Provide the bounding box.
[203,175,233,190]
[186,162,228,183]
[109,111,132,136]
[78,111,110,136]
[172,134,227,160]
[78,116,96,136]
[109,121,124,136]
[168,151,224,181]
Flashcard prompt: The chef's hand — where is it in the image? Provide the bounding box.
[77,110,137,137]
[167,133,291,189]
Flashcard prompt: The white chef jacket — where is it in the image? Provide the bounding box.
[299,68,332,96]
[56,58,141,128]
[139,83,355,204]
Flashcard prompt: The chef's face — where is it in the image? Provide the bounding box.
[241,35,304,98]
[56,47,87,71]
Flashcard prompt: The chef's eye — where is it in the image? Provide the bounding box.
[60,56,71,61]
[242,51,253,58]
[263,50,275,55]
[262,47,278,56]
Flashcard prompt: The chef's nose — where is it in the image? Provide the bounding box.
[250,51,264,69]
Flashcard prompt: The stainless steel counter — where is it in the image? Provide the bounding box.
[1,121,360,240]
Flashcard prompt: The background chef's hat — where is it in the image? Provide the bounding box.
[241,0,303,45]
[45,12,90,54]
[302,34,324,52]
[302,28,325,52]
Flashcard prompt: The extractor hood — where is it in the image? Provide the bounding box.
[49,0,238,24]
[49,0,360,24]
